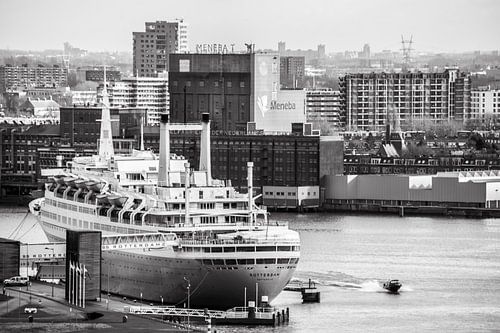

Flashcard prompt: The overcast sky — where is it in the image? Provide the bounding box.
[0,0,498,53]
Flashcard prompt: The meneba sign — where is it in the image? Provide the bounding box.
[270,100,296,110]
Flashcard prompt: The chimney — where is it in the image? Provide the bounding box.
[158,113,170,187]
[199,113,212,185]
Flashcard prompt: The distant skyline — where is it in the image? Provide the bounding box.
[0,0,499,54]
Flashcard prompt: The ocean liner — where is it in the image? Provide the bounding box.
[33,80,300,309]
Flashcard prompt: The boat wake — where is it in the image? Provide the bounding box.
[291,271,412,293]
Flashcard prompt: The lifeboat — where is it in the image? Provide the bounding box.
[96,194,110,205]
[74,179,87,189]
[85,181,103,192]
[107,195,127,207]
[63,177,77,187]
[54,176,66,185]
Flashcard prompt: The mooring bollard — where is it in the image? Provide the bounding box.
[28,315,33,323]
[206,316,212,333]
[122,315,128,323]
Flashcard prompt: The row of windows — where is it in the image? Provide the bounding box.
[183,245,300,253]
[172,80,246,88]
[199,257,299,266]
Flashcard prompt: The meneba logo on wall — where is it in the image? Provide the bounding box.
[257,95,296,118]
[270,100,296,110]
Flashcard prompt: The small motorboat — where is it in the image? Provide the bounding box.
[383,279,402,293]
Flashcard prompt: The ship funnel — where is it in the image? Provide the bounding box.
[158,113,170,187]
[199,113,212,185]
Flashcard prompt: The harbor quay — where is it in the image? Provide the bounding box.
[0,280,190,332]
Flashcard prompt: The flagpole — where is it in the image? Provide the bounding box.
[82,264,86,309]
[69,261,72,304]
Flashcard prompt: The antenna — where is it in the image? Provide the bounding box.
[401,35,413,70]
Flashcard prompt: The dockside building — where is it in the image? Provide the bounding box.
[324,171,500,214]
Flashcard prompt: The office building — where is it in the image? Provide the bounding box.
[133,20,188,77]
[101,76,168,126]
[306,88,343,128]
[169,52,306,132]
[340,69,471,132]
[0,65,68,92]
[470,86,500,123]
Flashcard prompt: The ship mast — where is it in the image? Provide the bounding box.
[98,65,115,161]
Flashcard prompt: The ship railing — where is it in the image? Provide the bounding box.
[225,306,277,319]
[179,238,299,246]
[124,305,226,318]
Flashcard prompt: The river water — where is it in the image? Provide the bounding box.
[1,209,499,332]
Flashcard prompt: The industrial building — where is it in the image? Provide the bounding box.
[169,52,306,132]
[0,65,68,92]
[133,20,188,77]
[323,171,500,215]
[340,70,471,132]
[19,98,60,118]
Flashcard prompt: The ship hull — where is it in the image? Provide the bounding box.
[42,221,297,309]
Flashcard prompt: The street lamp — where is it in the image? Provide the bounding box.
[184,277,190,330]
[160,295,163,306]
[45,247,55,297]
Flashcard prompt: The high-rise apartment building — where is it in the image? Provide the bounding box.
[306,89,343,128]
[340,70,471,132]
[280,56,305,89]
[100,77,168,126]
[470,86,500,123]
[133,20,188,77]
[0,65,68,92]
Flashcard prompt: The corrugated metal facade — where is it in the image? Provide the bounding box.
[325,173,500,204]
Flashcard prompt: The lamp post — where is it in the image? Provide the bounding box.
[160,295,163,306]
[184,277,190,331]
[107,262,110,310]
[45,247,55,297]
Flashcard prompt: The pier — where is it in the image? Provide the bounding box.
[125,304,290,327]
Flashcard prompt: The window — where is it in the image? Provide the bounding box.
[227,81,232,88]
[240,81,245,88]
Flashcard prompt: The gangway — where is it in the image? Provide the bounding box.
[124,305,225,318]
[101,232,179,251]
